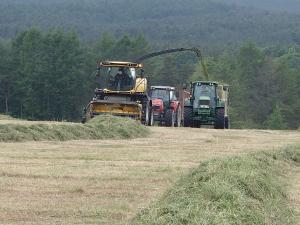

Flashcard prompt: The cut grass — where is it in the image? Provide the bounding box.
[0,115,150,142]
[0,114,18,120]
[131,146,300,225]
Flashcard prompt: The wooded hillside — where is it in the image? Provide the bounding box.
[0,1,300,129]
[1,0,300,45]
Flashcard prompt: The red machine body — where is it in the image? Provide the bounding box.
[150,86,182,127]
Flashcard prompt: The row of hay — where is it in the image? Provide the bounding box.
[0,115,150,142]
[131,146,300,225]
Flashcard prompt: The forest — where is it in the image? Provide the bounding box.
[0,0,300,129]
[0,28,299,129]
[1,0,300,46]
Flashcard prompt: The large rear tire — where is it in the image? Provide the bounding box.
[184,107,193,127]
[215,108,225,129]
[165,109,175,127]
[225,116,230,129]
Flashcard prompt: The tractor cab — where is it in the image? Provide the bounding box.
[95,61,146,93]
[192,82,217,109]
[150,86,177,104]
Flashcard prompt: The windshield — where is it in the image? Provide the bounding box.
[193,84,216,107]
[150,89,170,102]
[97,66,136,91]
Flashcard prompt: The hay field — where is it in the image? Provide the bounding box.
[0,120,300,224]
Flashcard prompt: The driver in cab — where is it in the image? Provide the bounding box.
[113,68,133,91]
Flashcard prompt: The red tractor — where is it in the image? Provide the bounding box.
[149,86,182,127]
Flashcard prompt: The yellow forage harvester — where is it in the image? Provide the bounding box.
[82,61,154,126]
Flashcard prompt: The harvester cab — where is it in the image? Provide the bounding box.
[150,86,182,127]
[184,81,229,129]
[82,61,153,125]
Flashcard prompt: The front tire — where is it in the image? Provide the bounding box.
[184,107,193,127]
[165,109,175,127]
[215,108,225,129]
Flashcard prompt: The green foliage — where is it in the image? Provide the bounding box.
[0,28,150,121]
[0,115,150,142]
[1,27,300,129]
[151,53,196,87]
[7,28,90,120]
[214,0,300,13]
[0,41,12,114]
[208,43,300,129]
[264,104,288,130]
[93,32,149,62]
[1,0,300,46]
[131,146,300,225]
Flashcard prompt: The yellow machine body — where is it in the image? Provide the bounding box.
[82,61,151,124]
[89,101,141,118]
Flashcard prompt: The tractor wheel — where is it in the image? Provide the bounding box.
[165,109,175,127]
[175,106,182,127]
[215,108,225,129]
[141,101,150,125]
[148,107,154,126]
[225,116,230,129]
[184,107,193,127]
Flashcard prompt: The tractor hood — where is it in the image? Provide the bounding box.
[152,98,164,112]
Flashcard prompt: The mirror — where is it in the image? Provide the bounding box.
[96,66,101,77]
[223,85,229,91]
[141,68,145,77]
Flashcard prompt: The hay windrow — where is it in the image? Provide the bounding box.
[131,146,300,225]
[0,115,150,142]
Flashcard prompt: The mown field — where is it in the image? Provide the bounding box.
[0,116,299,224]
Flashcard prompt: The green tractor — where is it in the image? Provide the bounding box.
[184,81,229,129]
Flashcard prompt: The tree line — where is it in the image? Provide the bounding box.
[1,0,300,46]
[0,28,299,129]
